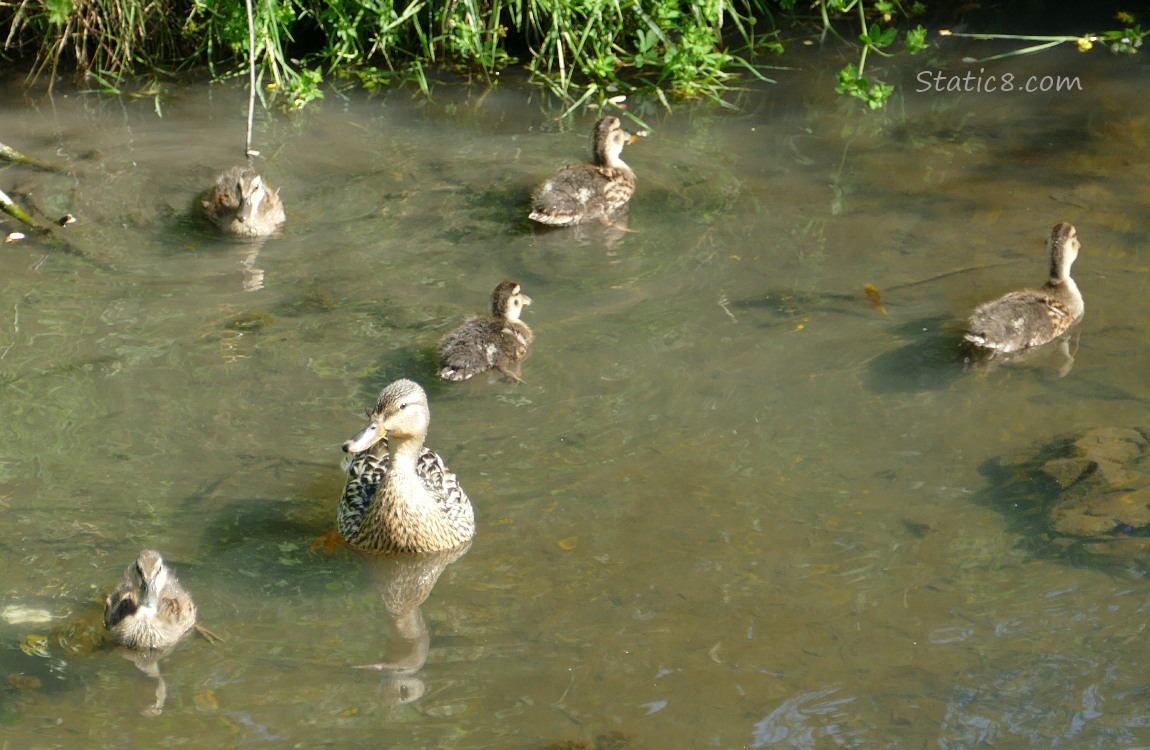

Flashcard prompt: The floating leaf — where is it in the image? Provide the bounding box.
[864,283,889,315]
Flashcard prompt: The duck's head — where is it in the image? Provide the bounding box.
[235,169,272,224]
[491,280,532,321]
[1048,222,1080,282]
[591,116,640,168]
[342,379,431,453]
[131,549,170,610]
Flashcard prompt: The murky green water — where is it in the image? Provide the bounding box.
[3,43,1150,748]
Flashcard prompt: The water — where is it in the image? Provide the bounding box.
[2,43,1150,747]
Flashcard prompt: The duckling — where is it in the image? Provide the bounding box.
[437,280,533,383]
[965,222,1084,354]
[104,549,197,652]
[202,165,285,237]
[339,379,475,554]
[530,116,638,227]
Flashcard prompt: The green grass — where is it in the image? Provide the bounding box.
[0,1,1143,112]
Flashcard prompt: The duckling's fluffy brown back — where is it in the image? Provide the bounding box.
[965,290,1080,353]
[529,164,635,226]
[437,317,533,382]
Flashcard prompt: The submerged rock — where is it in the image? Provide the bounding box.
[982,426,1150,562]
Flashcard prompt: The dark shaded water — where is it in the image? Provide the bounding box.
[3,43,1150,748]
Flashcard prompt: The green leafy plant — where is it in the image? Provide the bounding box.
[2,1,1144,114]
[817,0,926,109]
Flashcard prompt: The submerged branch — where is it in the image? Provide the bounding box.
[0,187,48,232]
[0,189,115,271]
[0,141,65,172]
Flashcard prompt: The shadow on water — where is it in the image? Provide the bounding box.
[863,315,966,393]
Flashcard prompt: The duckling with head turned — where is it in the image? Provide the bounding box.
[530,116,639,227]
[104,549,197,652]
[965,222,1084,354]
[202,165,286,237]
[339,379,475,554]
[437,280,533,383]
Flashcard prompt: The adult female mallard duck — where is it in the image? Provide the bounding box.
[104,549,197,651]
[202,165,286,237]
[437,280,533,383]
[530,116,639,227]
[965,222,1084,354]
[339,379,475,554]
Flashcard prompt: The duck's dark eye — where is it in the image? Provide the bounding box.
[399,402,408,410]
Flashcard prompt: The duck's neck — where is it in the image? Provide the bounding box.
[1047,269,1084,318]
[388,435,425,471]
[383,438,434,519]
[598,152,629,171]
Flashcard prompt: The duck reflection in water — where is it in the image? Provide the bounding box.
[352,543,471,705]
[964,329,1081,379]
[103,549,220,714]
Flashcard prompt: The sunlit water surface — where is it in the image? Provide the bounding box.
[2,44,1150,748]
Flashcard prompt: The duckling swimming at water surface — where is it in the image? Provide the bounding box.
[530,116,642,227]
[437,280,533,383]
[104,549,197,651]
[202,166,286,237]
[965,222,1084,354]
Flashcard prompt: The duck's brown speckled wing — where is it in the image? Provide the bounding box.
[103,586,138,631]
[339,441,390,542]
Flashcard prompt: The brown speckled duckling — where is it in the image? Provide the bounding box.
[339,379,475,554]
[530,116,638,226]
[202,166,286,237]
[437,280,533,383]
[965,222,1084,354]
[104,549,197,651]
